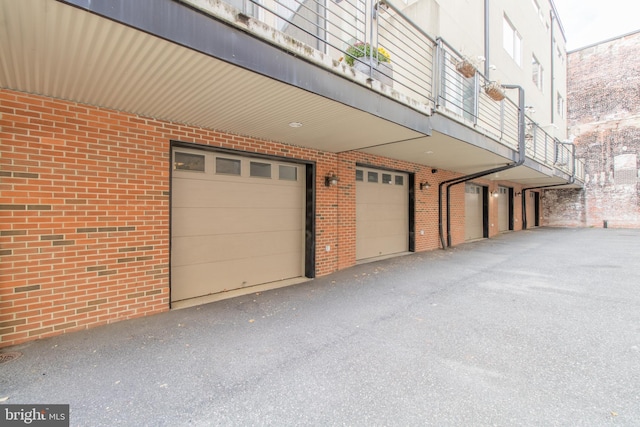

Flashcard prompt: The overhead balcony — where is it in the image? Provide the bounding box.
[0,0,583,187]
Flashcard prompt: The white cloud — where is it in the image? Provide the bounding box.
[553,0,640,50]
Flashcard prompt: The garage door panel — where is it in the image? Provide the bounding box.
[172,229,302,266]
[497,187,509,232]
[465,183,484,241]
[171,149,305,302]
[356,235,406,259]
[356,204,406,221]
[356,167,409,261]
[173,179,303,209]
[357,187,405,204]
[172,207,303,236]
[171,252,302,301]
[357,220,406,238]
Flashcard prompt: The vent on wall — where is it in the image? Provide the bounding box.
[614,154,638,186]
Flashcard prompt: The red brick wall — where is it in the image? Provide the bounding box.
[1,88,529,347]
[0,89,339,347]
[544,31,640,227]
[0,90,171,346]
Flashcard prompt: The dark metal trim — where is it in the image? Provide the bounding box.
[534,192,541,227]
[508,187,515,231]
[171,140,315,166]
[408,173,416,252]
[168,144,174,308]
[355,162,411,174]
[482,186,490,238]
[305,164,316,278]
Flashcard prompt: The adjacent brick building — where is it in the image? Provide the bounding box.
[544,30,640,227]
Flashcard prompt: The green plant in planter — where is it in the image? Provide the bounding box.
[343,42,391,67]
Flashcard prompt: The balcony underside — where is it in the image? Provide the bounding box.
[0,0,576,187]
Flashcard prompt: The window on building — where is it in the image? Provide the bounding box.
[503,15,522,66]
[531,0,540,14]
[556,43,564,64]
[532,54,543,91]
[531,0,545,24]
[557,93,565,118]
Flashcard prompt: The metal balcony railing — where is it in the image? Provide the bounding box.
[436,38,519,151]
[237,0,583,182]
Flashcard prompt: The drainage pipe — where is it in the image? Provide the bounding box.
[438,85,526,249]
[484,0,490,78]
[549,8,556,126]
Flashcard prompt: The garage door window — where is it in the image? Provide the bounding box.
[368,171,378,183]
[250,161,271,178]
[395,176,404,185]
[382,173,392,184]
[215,157,241,175]
[174,152,205,172]
[279,165,297,181]
[356,170,364,181]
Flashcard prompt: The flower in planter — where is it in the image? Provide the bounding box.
[343,42,391,67]
[484,81,505,101]
[455,57,478,78]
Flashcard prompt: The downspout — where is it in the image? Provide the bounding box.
[438,85,527,248]
[484,0,490,78]
[550,9,555,125]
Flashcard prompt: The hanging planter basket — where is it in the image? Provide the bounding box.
[455,59,477,78]
[484,81,505,101]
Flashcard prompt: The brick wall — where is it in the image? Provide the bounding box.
[544,31,640,227]
[0,89,337,347]
[1,88,529,347]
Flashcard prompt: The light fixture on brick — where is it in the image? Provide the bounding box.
[419,181,431,190]
[325,171,339,187]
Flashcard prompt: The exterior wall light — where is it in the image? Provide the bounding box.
[491,190,500,198]
[419,181,431,190]
[325,172,339,187]
[514,191,522,197]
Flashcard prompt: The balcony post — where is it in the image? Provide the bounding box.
[434,38,444,107]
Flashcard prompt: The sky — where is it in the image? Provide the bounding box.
[552,0,640,50]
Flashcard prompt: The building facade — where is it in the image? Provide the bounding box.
[0,0,582,347]
[544,30,640,228]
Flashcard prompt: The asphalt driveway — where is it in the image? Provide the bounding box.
[2,228,640,426]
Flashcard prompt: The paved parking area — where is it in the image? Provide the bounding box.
[2,228,640,426]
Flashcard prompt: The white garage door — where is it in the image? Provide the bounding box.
[465,183,484,241]
[497,186,509,232]
[171,148,305,302]
[356,167,409,261]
